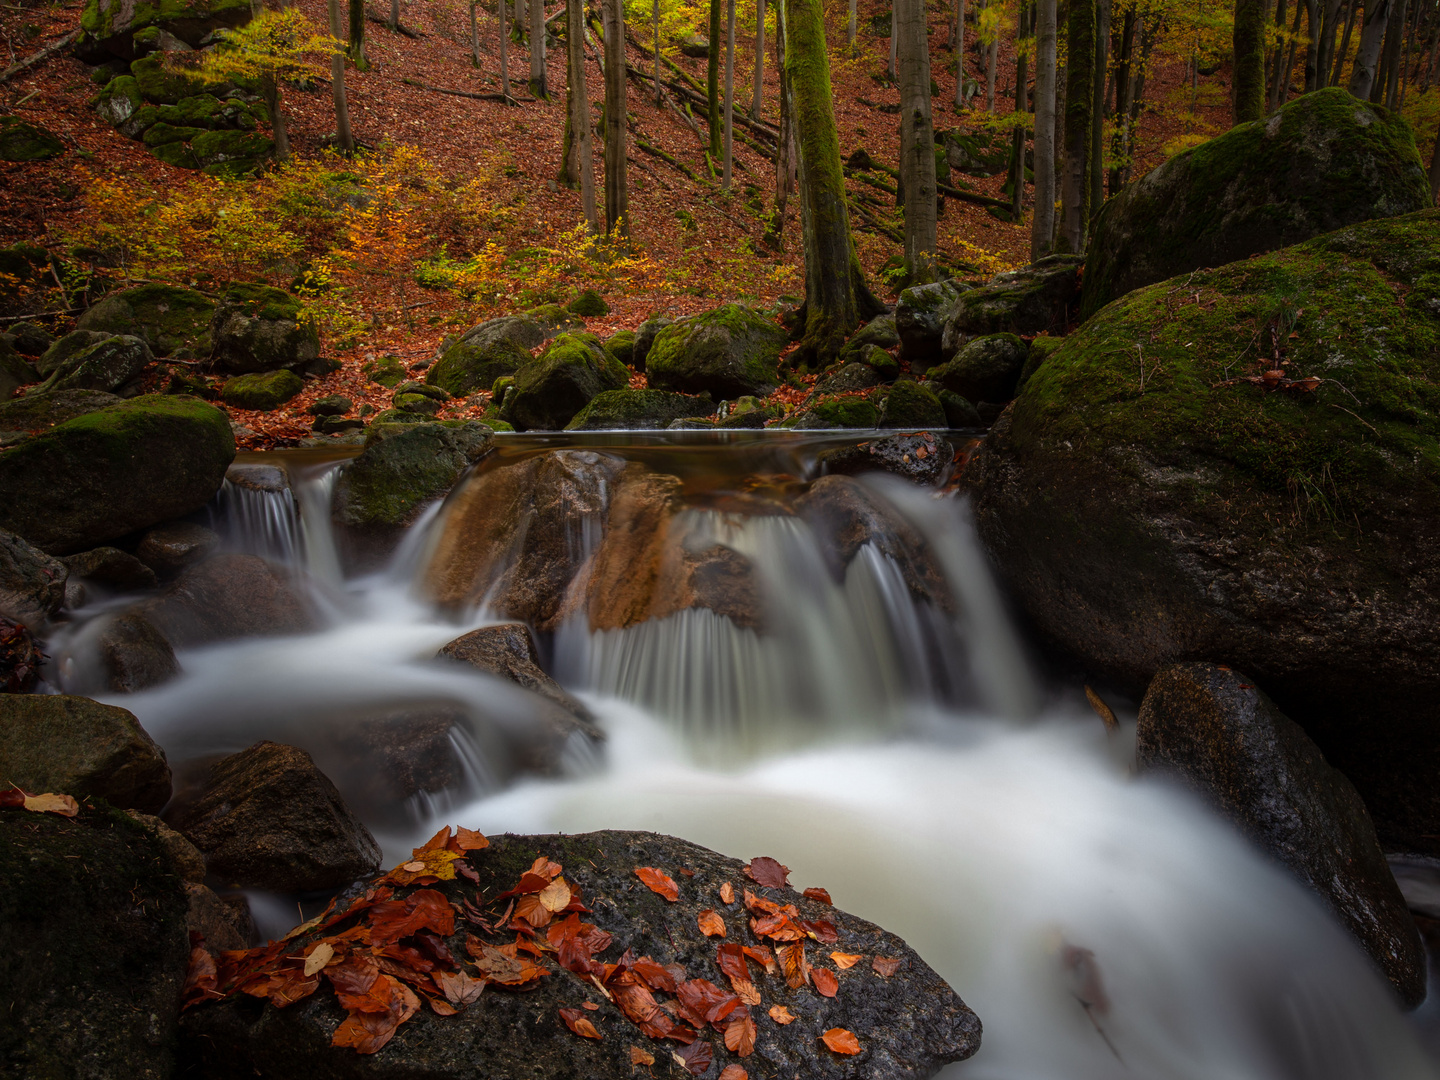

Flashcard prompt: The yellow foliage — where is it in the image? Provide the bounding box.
[180,7,340,85]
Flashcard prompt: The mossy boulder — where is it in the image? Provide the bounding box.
[191,128,272,176]
[878,379,946,428]
[603,329,638,365]
[209,284,318,374]
[631,312,673,372]
[0,394,235,554]
[0,389,122,441]
[565,388,712,430]
[0,338,38,400]
[220,368,303,410]
[937,388,982,427]
[79,0,252,61]
[44,333,155,393]
[837,313,900,367]
[0,116,64,162]
[130,52,212,104]
[6,321,53,357]
[897,279,965,365]
[524,303,585,336]
[308,393,351,417]
[77,282,215,357]
[928,332,1028,404]
[502,332,629,431]
[965,207,1440,853]
[426,321,535,397]
[646,303,788,398]
[567,288,609,317]
[364,355,407,388]
[813,395,880,427]
[1016,333,1064,393]
[94,75,145,131]
[0,800,189,1080]
[940,255,1083,354]
[1083,88,1433,321]
[813,361,883,396]
[945,129,1010,176]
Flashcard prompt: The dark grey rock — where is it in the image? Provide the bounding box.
[62,545,159,590]
[0,527,67,626]
[140,553,319,648]
[896,280,963,366]
[95,610,180,692]
[940,255,1082,355]
[818,433,950,487]
[565,388,712,430]
[929,333,1029,404]
[44,333,156,394]
[137,520,220,577]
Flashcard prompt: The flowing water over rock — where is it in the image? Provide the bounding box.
[45,431,1440,1080]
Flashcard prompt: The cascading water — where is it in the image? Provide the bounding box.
[60,433,1440,1080]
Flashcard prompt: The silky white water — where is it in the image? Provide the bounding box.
[68,439,1439,1080]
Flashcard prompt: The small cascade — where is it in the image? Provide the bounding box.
[292,462,344,589]
[213,479,301,564]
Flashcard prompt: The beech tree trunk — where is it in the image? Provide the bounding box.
[954,0,967,104]
[985,7,998,109]
[348,0,366,65]
[567,0,597,227]
[603,0,628,233]
[724,0,736,188]
[1379,0,1409,103]
[1428,119,1440,201]
[1089,0,1107,218]
[260,75,290,160]
[753,0,765,117]
[500,0,513,99]
[653,0,662,104]
[709,0,723,157]
[1348,0,1392,97]
[890,0,898,79]
[530,0,548,98]
[470,1,481,66]
[1059,0,1093,251]
[766,18,796,248]
[389,0,399,31]
[1268,0,1289,108]
[328,0,356,152]
[848,0,857,51]
[1032,0,1057,259]
[896,0,937,277]
[1234,0,1266,122]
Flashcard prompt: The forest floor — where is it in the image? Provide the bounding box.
[0,0,1242,444]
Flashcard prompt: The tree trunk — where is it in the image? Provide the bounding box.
[470,1,481,66]
[328,0,356,152]
[783,0,879,366]
[954,0,968,104]
[1429,121,1440,201]
[766,13,796,248]
[724,0,736,188]
[389,0,399,31]
[530,0,548,98]
[1032,0,1057,259]
[1268,0,1289,109]
[1090,0,1107,222]
[260,75,290,160]
[1059,0,1093,251]
[1348,0,1393,97]
[848,0,857,51]
[567,0,597,227]
[709,0,723,158]
[1380,0,1409,104]
[985,10,998,109]
[1109,8,1134,194]
[1234,0,1267,122]
[653,0,662,104]
[896,0,937,277]
[602,0,628,233]
[890,0,899,79]
[1332,0,1357,83]
[500,0,513,99]
[753,0,765,117]
[348,0,366,66]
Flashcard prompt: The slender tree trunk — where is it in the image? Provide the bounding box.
[1422,4,1440,88]
[1428,120,1440,200]
[1333,0,1358,82]
[500,0,513,98]
[783,0,881,366]
[985,12,998,109]
[896,0,937,277]
[1032,0,1057,259]
[349,0,366,66]
[709,0,723,157]
[1090,0,1108,222]
[601,0,628,233]
[515,0,524,37]
[653,0,662,104]
[1268,0,1290,108]
[890,0,899,79]
[389,0,399,31]
[766,14,796,247]
[1397,0,1413,105]
[724,0,736,188]
[565,0,597,227]
[1235,0,1267,122]
[1304,0,1321,90]
[753,0,765,117]
[530,0,548,98]
[1380,0,1409,103]
[470,1,481,66]
[1108,7,1133,194]
[1349,0,1393,96]
[328,0,356,152]
[1060,0,1093,251]
[260,75,290,160]
[1279,1,1303,103]
[954,0,968,104]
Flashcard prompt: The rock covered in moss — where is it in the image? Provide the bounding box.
[567,288,609,317]
[896,279,964,365]
[566,388,711,430]
[78,0,252,60]
[524,303,585,336]
[44,333,155,393]
[6,321,52,357]
[928,332,1028,404]
[1016,333,1063,393]
[807,396,881,428]
[426,320,536,397]
[0,394,234,554]
[937,388,981,427]
[364,355,407,388]
[0,115,64,162]
[603,328,638,365]
[966,207,1440,853]
[631,311,673,371]
[94,74,145,130]
[646,303,788,398]
[0,388,121,441]
[179,829,981,1080]
[1084,88,1433,320]
[940,255,1082,353]
[0,336,38,399]
[837,313,899,367]
[0,800,189,1080]
[219,369,301,410]
[77,282,216,357]
[209,284,319,374]
[814,361,884,396]
[877,380,946,429]
[502,332,629,430]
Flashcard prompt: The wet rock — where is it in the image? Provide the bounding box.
[819,432,950,486]
[209,284,319,374]
[0,394,235,555]
[647,303,788,398]
[94,610,180,692]
[813,362,883,397]
[308,394,353,417]
[0,694,172,812]
[0,527,67,626]
[1084,88,1433,320]
[1137,662,1426,1006]
[0,615,43,691]
[62,545,159,590]
[75,282,215,357]
[184,880,251,951]
[180,829,982,1080]
[220,368,304,410]
[140,553,318,647]
[324,706,472,820]
[877,380,946,429]
[137,521,220,577]
[225,462,289,492]
[717,397,781,428]
[501,332,630,431]
[167,740,382,892]
[129,810,208,882]
[438,623,594,723]
[940,255,1082,354]
[313,415,366,435]
[837,313,900,367]
[937,389,981,427]
[928,333,1028,404]
[566,388,712,430]
[0,801,188,1080]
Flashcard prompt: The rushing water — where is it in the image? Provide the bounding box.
[51,433,1440,1080]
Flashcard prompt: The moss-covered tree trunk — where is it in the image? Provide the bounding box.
[1032,0,1057,258]
[530,0,548,99]
[653,0,662,105]
[1234,0,1266,122]
[603,0,628,234]
[753,0,766,117]
[567,0,597,228]
[724,0,737,188]
[1060,0,1093,250]
[896,0,937,276]
[766,17,796,249]
[348,0,366,66]
[783,0,881,365]
[709,0,723,158]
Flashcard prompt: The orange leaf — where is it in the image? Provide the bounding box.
[22,792,78,817]
[724,1009,758,1056]
[872,956,901,977]
[450,826,489,852]
[559,1006,603,1039]
[830,952,863,970]
[743,857,790,889]
[777,942,809,989]
[813,968,839,997]
[768,1004,795,1025]
[821,1027,861,1055]
[331,974,420,1054]
[413,825,452,856]
[719,1066,749,1080]
[630,1046,656,1066]
[802,887,832,904]
[697,909,726,938]
[719,882,735,904]
[635,866,679,901]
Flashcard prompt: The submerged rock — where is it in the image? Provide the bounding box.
[75,282,215,357]
[179,830,982,1080]
[646,303,788,398]
[1137,662,1425,1006]
[140,553,319,647]
[93,610,180,692]
[167,740,382,892]
[137,521,220,577]
[62,545,159,590]
[438,623,593,723]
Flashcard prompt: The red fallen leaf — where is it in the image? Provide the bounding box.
[368,889,455,946]
[678,867,696,877]
[332,974,420,1054]
[677,977,744,1025]
[872,956,901,977]
[609,970,662,1025]
[813,967,839,997]
[741,945,776,974]
[450,826,489,852]
[821,1027,861,1055]
[530,856,563,879]
[496,871,556,900]
[673,1039,714,1075]
[800,918,838,944]
[743,857,790,889]
[777,942,809,989]
[723,1009,758,1056]
[414,825,453,855]
[698,909,726,937]
[768,1004,795,1024]
[633,956,680,993]
[455,861,480,884]
[0,785,25,809]
[559,1006,603,1039]
[181,943,219,1008]
[465,936,546,987]
[719,1066,749,1080]
[635,866,679,901]
[802,887,832,904]
[582,1001,599,1011]
[433,969,485,1007]
[1261,369,1286,389]
[716,942,748,984]
[719,882,735,904]
[830,952,863,969]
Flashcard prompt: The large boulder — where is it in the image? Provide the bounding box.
[501,332,629,431]
[179,829,981,1080]
[0,694,172,812]
[0,387,121,440]
[139,553,319,647]
[92,610,181,693]
[1083,88,1433,320]
[0,394,235,555]
[646,303,788,398]
[78,0,252,61]
[167,740,382,892]
[0,801,189,1080]
[0,115,64,162]
[927,333,1028,404]
[43,333,155,393]
[0,527,66,627]
[36,330,113,376]
[940,255,1082,355]
[964,208,1440,852]
[425,318,538,397]
[220,368,304,410]
[896,280,963,366]
[75,283,215,357]
[209,284,319,374]
[1137,662,1425,1005]
[836,313,900,367]
[631,311,673,371]
[877,380,946,429]
[565,388,712,430]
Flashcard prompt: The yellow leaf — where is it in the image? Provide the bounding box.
[23,793,78,817]
[303,941,334,976]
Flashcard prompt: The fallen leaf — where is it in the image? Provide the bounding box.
[830,952,863,969]
[451,826,489,852]
[697,909,726,938]
[812,968,839,997]
[432,968,485,1006]
[743,857,790,889]
[723,1009,757,1056]
[466,937,546,988]
[821,1027,861,1055]
[0,786,24,809]
[719,1066,749,1080]
[719,882,735,904]
[630,1045,655,1066]
[741,945,777,975]
[369,890,455,945]
[800,917,838,944]
[559,1006,603,1039]
[632,956,681,993]
[872,956,901,977]
[413,825,452,855]
[673,1039,714,1075]
[768,1004,795,1024]
[539,877,573,913]
[777,942,809,989]
[181,944,219,1008]
[303,941,335,976]
[802,887,831,904]
[331,975,420,1054]
[582,1001,599,1010]
[635,866,679,901]
[21,792,78,817]
[731,977,761,1005]
[384,848,462,886]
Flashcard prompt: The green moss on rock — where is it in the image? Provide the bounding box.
[0,115,64,162]
[878,379,946,428]
[813,396,880,427]
[220,368,303,410]
[332,420,492,530]
[76,282,215,358]
[427,335,531,397]
[210,284,318,374]
[646,303,788,398]
[502,332,629,431]
[565,388,711,430]
[567,289,609,317]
